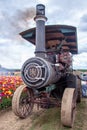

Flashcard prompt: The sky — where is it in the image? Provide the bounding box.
[0,0,87,69]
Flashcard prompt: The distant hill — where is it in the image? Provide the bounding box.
[78,69,87,72]
[0,65,20,75]
[74,69,87,72]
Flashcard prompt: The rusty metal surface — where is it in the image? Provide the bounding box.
[33,92,61,108]
[20,25,78,54]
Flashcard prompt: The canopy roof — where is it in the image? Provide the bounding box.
[20,25,78,54]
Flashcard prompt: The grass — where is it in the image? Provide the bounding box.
[0,97,12,110]
[30,108,61,130]
[73,100,86,130]
[29,98,87,130]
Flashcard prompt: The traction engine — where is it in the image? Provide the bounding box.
[12,4,81,127]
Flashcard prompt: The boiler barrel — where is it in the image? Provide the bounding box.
[21,57,61,89]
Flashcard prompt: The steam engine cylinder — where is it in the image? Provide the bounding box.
[21,57,61,89]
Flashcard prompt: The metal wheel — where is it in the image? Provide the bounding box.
[61,88,76,127]
[12,85,34,118]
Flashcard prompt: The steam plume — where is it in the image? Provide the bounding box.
[11,7,36,34]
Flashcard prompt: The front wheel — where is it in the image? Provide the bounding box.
[12,85,34,118]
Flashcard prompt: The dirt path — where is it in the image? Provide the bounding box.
[0,99,87,130]
[0,108,33,130]
[82,98,87,130]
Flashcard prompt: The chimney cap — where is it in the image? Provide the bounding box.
[36,4,45,16]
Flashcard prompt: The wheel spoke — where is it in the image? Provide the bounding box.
[12,85,34,118]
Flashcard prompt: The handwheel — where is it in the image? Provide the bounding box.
[12,85,34,118]
[61,88,76,127]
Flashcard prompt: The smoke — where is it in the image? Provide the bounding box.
[0,7,35,40]
[11,7,36,32]
[0,6,36,69]
[17,7,35,21]
[6,7,36,45]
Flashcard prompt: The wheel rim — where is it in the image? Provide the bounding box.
[12,85,34,118]
[18,87,34,118]
[61,88,76,127]
[76,78,82,103]
[71,91,76,126]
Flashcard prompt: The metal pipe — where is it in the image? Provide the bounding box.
[34,4,47,58]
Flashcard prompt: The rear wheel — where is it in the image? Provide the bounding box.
[76,77,82,103]
[12,85,34,118]
[61,88,76,127]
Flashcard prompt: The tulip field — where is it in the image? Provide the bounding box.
[0,76,23,110]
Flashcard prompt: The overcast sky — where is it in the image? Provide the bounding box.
[0,0,87,69]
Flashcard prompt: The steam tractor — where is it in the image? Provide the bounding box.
[12,4,81,127]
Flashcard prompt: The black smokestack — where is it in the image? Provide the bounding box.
[34,4,47,58]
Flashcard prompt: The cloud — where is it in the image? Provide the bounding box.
[79,13,87,32]
[73,53,87,69]
[0,38,35,69]
[0,0,87,69]
[80,14,87,23]
[0,7,35,39]
[0,0,36,69]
